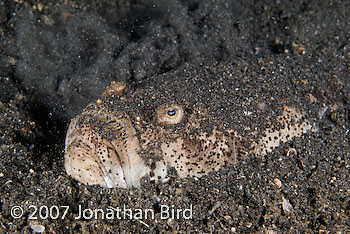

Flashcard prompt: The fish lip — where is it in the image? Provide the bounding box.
[64,108,151,188]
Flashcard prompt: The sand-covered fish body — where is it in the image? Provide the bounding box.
[64,80,315,188]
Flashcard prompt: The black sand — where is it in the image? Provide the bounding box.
[0,0,349,233]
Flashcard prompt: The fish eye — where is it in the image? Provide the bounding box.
[167,110,176,116]
[156,104,183,125]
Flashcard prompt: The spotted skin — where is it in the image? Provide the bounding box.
[64,82,314,188]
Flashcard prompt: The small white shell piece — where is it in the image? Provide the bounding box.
[31,224,45,233]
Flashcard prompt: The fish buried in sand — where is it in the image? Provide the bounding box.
[64,109,156,188]
[64,82,314,188]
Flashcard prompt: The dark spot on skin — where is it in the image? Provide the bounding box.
[150,161,156,170]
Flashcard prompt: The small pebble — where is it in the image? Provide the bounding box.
[273,178,282,188]
[286,148,297,157]
[1,144,8,151]
[153,195,160,203]
[42,15,55,26]
[246,222,252,228]
[282,197,293,213]
[37,2,44,11]
[9,57,17,65]
[101,82,127,98]
[31,224,45,233]
[265,230,277,234]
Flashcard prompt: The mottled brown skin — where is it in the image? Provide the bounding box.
[64,82,239,188]
[141,103,238,178]
[64,82,313,188]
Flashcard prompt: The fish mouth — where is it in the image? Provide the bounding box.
[64,107,162,188]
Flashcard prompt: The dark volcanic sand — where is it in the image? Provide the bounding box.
[0,0,349,233]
